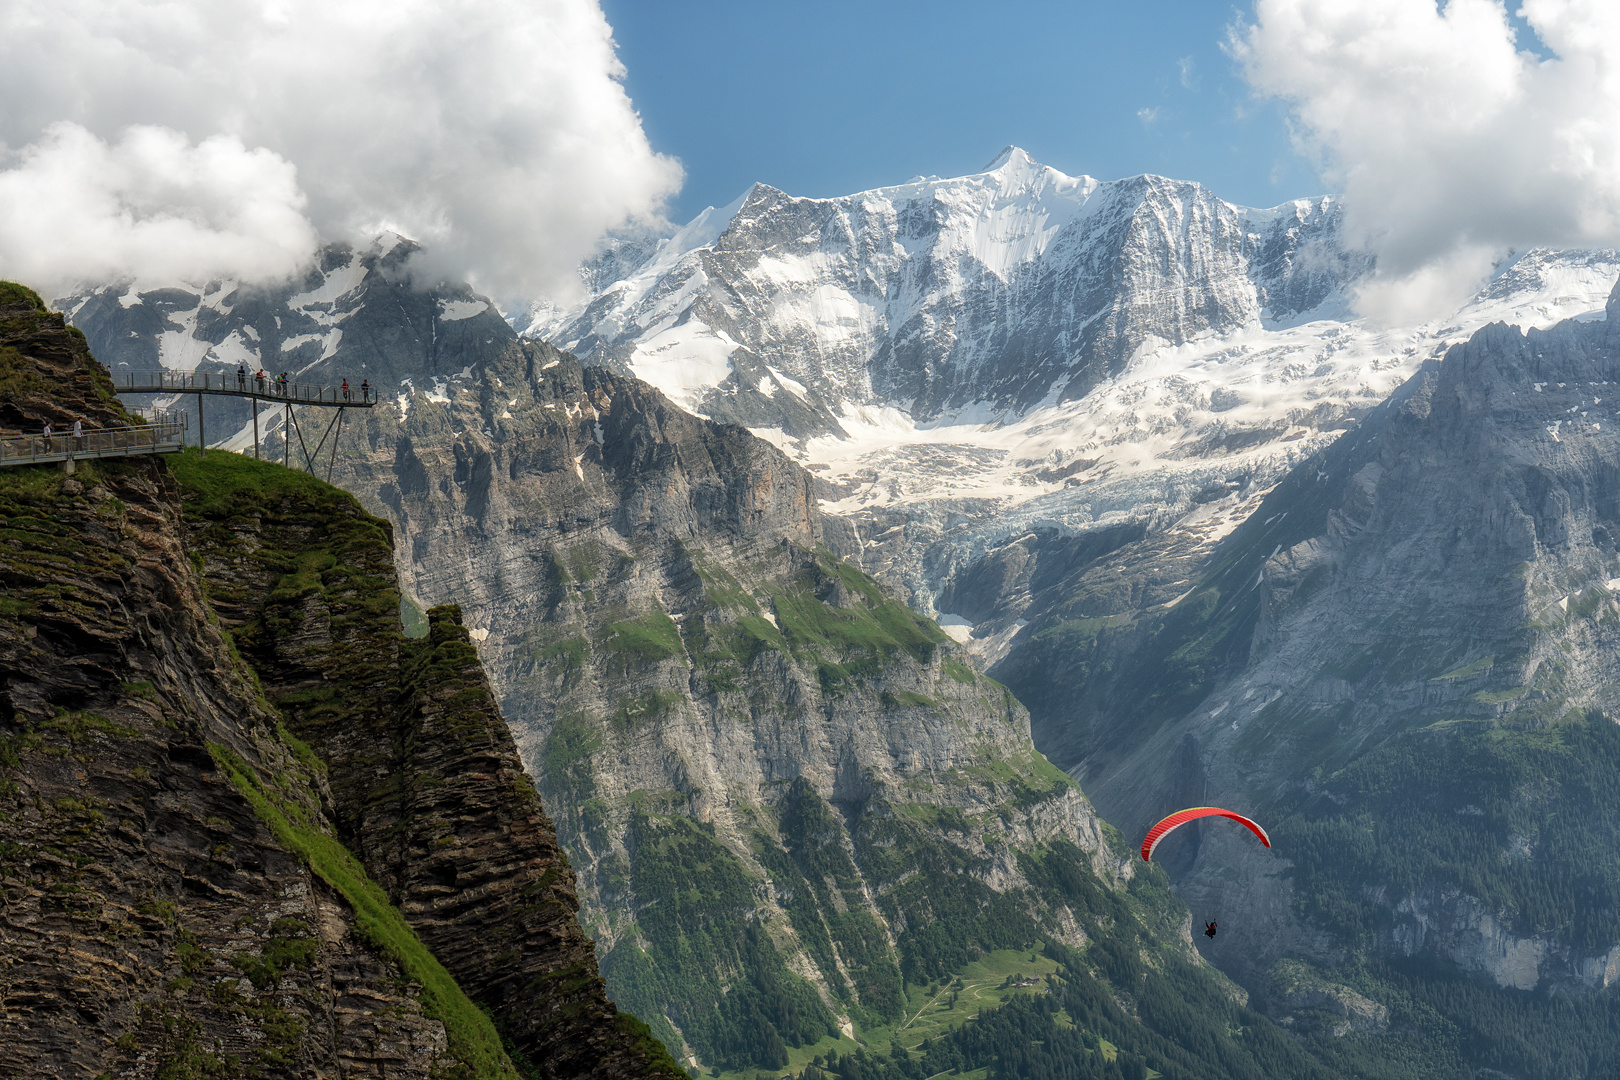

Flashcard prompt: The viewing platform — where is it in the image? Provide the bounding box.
[110,369,377,406]
[0,417,187,470]
[111,368,371,477]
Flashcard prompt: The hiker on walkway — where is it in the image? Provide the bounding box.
[256,369,266,393]
[360,379,370,402]
[342,378,350,401]
[40,422,52,453]
[237,365,247,391]
[72,419,83,452]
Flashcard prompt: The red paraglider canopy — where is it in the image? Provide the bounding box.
[1141,807,1271,862]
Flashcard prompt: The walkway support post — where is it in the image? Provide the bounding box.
[109,372,372,471]
[327,407,345,482]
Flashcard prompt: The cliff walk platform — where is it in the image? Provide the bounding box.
[0,418,187,471]
[110,369,378,407]
[111,369,372,478]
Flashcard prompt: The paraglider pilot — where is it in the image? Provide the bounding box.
[1204,921,1217,939]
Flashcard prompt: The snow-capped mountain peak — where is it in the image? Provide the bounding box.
[528,151,1620,614]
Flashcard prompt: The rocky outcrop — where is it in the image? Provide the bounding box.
[170,432,683,1080]
[0,282,678,1079]
[0,285,475,1077]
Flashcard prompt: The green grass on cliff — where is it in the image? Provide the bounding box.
[605,607,684,662]
[0,281,46,311]
[170,447,371,521]
[212,742,520,1080]
[762,557,948,692]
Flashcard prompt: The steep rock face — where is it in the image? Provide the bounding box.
[1020,279,1620,1075]
[313,339,1242,1072]
[0,283,678,1080]
[0,287,476,1077]
[169,448,683,1080]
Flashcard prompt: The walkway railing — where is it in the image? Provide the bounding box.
[111,369,376,406]
[0,416,187,468]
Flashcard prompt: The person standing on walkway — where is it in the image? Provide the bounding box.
[342,378,350,401]
[72,418,83,452]
[360,379,370,402]
[256,369,265,393]
[237,365,247,391]
[40,421,52,454]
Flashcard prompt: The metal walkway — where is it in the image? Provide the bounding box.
[0,418,187,470]
[110,369,378,407]
[112,368,373,479]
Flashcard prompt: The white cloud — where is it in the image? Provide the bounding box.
[1234,0,1620,325]
[1138,106,1164,126]
[0,0,681,302]
[0,123,317,290]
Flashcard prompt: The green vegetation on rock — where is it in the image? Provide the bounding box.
[605,810,838,1068]
[212,742,519,1079]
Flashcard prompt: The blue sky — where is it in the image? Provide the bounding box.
[601,0,1324,224]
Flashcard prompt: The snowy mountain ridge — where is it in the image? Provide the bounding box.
[51,150,1620,629]
[534,147,1357,431]
[528,150,1620,620]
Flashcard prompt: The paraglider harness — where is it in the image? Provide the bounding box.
[1204,921,1217,939]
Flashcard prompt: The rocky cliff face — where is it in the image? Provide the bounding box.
[315,337,1134,1064]
[1014,278,1620,1075]
[170,448,680,1080]
[0,285,474,1076]
[0,283,677,1079]
[286,330,1344,1075]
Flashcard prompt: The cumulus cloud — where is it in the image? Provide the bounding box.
[0,0,681,302]
[0,123,317,289]
[1234,0,1620,325]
